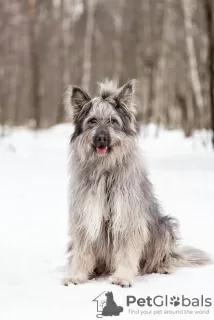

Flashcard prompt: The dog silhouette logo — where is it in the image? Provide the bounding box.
[93,291,123,318]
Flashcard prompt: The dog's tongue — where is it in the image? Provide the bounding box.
[96,147,108,155]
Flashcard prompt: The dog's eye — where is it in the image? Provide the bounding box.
[110,117,118,125]
[88,118,97,125]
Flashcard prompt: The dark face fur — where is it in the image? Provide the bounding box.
[65,80,138,159]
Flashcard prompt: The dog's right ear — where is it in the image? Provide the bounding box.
[63,85,91,122]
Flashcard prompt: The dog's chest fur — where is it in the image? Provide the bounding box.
[95,170,115,222]
[71,155,143,243]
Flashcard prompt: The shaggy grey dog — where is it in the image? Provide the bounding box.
[62,79,211,287]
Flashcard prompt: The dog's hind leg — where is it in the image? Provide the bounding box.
[140,216,178,275]
[62,242,95,286]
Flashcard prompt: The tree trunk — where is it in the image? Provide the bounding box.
[81,0,96,92]
[28,0,41,129]
[204,0,214,147]
[153,0,171,126]
[112,0,123,83]
[56,0,65,124]
[182,0,204,128]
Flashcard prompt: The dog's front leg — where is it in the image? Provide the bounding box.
[63,243,95,286]
[108,182,148,287]
[109,240,142,287]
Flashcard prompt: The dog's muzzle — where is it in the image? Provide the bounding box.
[93,129,111,155]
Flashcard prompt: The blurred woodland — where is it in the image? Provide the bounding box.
[0,0,214,146]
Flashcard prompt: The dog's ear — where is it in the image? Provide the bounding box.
[71,86,91,109]
[63,85,91,122]
[116,79,136,107]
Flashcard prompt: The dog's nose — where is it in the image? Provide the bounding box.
[93,130,110,147]
[98,133,107,143]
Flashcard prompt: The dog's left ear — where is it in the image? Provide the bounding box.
[63,85,91,122]
[116,79,136,107]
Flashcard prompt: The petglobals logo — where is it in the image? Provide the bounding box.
[93,291,123,318]
[92,292,212,317]
[127,294,212,316]
[126,295,212,308]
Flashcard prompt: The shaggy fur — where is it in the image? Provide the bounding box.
[62,80,211,287]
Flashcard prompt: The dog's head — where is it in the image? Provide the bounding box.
[105,291,113,299]
[64,80,138,164]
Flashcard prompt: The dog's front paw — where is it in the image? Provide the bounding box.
[109,275,132,288]
[62,274,88,286]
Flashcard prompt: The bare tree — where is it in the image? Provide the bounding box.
[100,300,106,310]
[0,2,12,136]
[112,0,123,83]
[153,0,173,127]
[56,0,65,124]
[204,0,214,147]
[182,0,204,128]
[82,0,97,92]
[28,0,41,129]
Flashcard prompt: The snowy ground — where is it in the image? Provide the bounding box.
[0,125,214,320]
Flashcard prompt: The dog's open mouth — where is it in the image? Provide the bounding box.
[96,146,108,155]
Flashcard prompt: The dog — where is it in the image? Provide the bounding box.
[62,79,211,287]
[102,291,123,316]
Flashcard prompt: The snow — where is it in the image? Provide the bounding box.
[0,124,214,320]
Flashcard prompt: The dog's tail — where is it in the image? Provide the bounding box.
[117,306,123,313]
[172,246,212,267]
